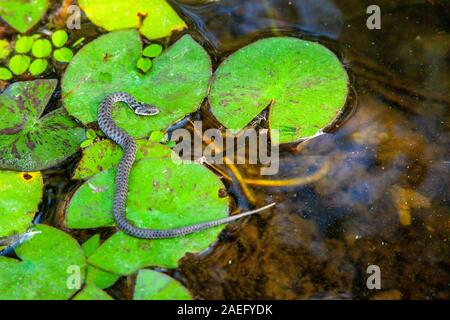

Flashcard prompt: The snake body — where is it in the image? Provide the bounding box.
[98,92,274,239]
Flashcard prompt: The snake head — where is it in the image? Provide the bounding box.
[134,103,160,116]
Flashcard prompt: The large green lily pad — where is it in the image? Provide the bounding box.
[65,149,229,274]
[78,0,186,40]
[0,0,49,33]
[0,80,86,171]
[73,139,174,180]
[62,30,210,138]
[209,37,348,144]
[0,171,43,238]
[0,224,86,300]
[134,269,192,300]
[82,234,120,289]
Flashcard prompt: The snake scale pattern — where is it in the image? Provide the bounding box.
[98,92,274,239]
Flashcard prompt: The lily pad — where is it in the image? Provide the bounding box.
[0,171,43,238]
[73,139,174,180]
[29,58,48,76]
[78,0,186,40]
[0,224,86,299]
[9,54,31,75]
[134,269,192,300]
[0,80,86,171]
[62,30,211,138]
[65,151,229,274]
[209,37,349,144]
[0,39,11,59]
[82,234,121,289]
[72,284,113,300]
[0,0,49,33]
[0,67,12,80]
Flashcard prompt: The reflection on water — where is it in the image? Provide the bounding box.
[172,0,450,299]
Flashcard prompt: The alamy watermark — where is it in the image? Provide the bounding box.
[366,264,381,290]
[367,5,381,30]
[170,121,280,176]
[66,5,81,30]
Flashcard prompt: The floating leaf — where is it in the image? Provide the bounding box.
[66,152,229,274]
[0,39,11,59]
[86,129,97,140]
[0,0,49,33]
[143,44,163,58]
[0,80,86,171]
[80,139,93,148]
[136,57,152,73]
[0,224,86,299]
[78,0,186,40]
[134,269,192,300]
[82,234,120,289]
[72,139,174,180]
[29,58,48,75]
[62,30,211,137]
[209,37,349,144]
[72,284,114,300]
[9,55,31,75]
[0,171,43,238]
[0,67,12,80]
[53,47,73,63]
[32,39,52,58]
[15,36,34,54]
[51,30,69,48]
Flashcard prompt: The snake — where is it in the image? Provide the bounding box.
[98,92,275,239]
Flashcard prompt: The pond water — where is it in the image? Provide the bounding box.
[3,0,449,299]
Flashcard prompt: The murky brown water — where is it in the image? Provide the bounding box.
[2,0,449,299]
[170,0,450,300]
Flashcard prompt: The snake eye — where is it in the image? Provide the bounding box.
[134,104,159,116]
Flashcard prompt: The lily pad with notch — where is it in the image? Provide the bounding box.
[0,171,43,238]
[81,234,121,289]
[78,0,186,40]
[0,224,86,300]
[209,37,349,144]
[0,80,86,171]
[62,30,211,138]
[0,0,49,33]
[65,145,230,275]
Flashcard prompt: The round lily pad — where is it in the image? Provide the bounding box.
[0,67,12,80]
[0,80,86,171]
[32,39,52,58]
[15,36,34,54]
[29,58,48,75]
[62,30,211,137]
[137,57,152,73]
[72,139,174,180]
[143,44,163,58]
[134,269,192,300]
[52,30,69,48]
[53,47,73,63]
[0,39,11,59]
[9,55,31,75]
[66,152,229,274]
[0,0,49,33]
[209,37,349,144]
[0,171,43,238]
[78,0,186,40]
[0,224,86,299]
